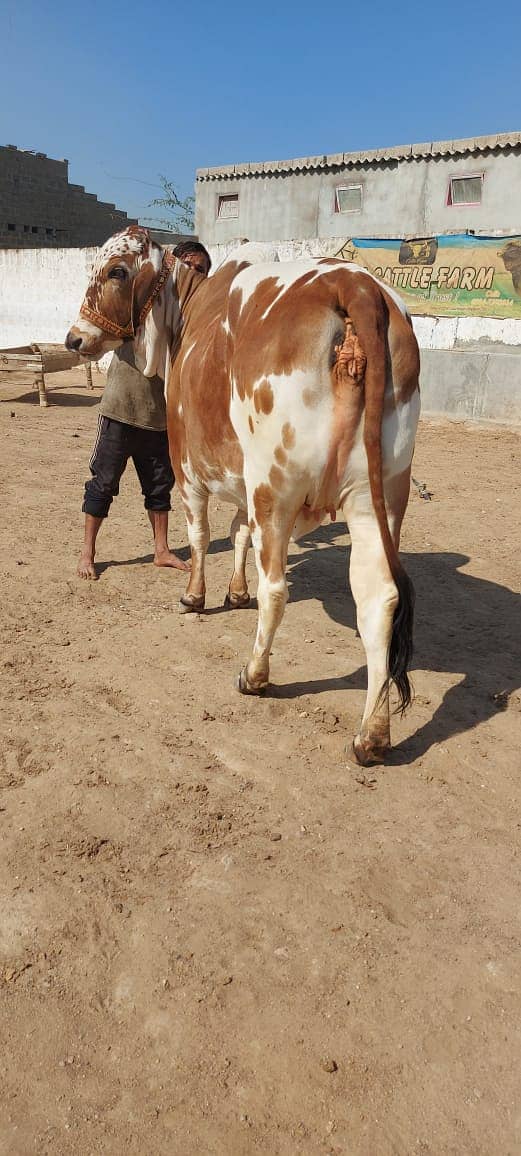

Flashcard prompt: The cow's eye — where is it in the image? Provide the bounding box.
[108,266,127,280]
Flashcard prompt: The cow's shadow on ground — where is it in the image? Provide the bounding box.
[97,521,520,759]
[281,522,521,760]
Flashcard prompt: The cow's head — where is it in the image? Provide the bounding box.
[65,225,178,375]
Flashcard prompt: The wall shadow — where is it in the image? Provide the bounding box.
[1,389,101,408]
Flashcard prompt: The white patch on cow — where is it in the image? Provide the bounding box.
[67,316,121,358]
[234,259,319,312]
[88,229,148,280]
[382,389,421,477]
[134,259,180,380]
[230,362,335,516]
[73,317,105,339]
[223,241,280,268]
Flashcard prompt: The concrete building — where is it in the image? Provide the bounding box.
[0,144,136,248]
[195,131,521,245]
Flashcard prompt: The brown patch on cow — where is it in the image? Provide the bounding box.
[249,518,256,535]
[253,483,276,575]
[165,260,252,487]
[302,387,320,408]
[269,464,285,490]
[379,287,420,405]
[248,416,254,434]
[227,287,243,333]
[253,379,274,414]
[253,482,275,524]
[384,466,413,549]
[281,423,296,450]
[274,445,287,466]
[133,259,162,326]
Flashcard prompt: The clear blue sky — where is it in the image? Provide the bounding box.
[1,0,520,225]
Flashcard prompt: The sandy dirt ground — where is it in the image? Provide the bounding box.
[1,367,520,1156]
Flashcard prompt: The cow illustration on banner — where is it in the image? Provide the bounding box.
[335,234,521,319]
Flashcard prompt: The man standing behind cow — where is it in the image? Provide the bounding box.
[77,240,211,580]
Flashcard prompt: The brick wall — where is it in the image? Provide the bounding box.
[0,145,136,248]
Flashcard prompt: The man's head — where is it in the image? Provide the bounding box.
[172,240,211,277]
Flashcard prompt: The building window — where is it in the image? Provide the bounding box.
[24,224,30,233]
[7,223,16,231]
[46,228,53,236]
[334,185,363,214]
[217,194,239,220]
[447,174,483,206]
[31,225,39,233]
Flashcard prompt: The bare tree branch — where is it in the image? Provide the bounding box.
[144,175,195,233]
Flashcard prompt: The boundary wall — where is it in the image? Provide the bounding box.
[1,244,519,425]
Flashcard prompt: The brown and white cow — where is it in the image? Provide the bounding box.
[66,226,421,765]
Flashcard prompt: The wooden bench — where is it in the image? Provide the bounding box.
[0,342,95,407]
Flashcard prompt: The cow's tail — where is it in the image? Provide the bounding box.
[338,274,414,714]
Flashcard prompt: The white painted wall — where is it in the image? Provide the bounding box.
[0,246,98,349]
[3,242,520,354]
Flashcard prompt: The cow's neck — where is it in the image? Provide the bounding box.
[177,258,252,344]
[133,257,252,380]
[134,266,180,381]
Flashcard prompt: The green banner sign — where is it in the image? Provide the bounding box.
[334,235,521,319]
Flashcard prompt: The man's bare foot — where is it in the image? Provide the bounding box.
[154,548,191,572]
[78,553,98,580]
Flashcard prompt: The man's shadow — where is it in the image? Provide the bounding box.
[283,522,520,760]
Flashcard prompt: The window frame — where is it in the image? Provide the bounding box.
[217,193,239,220]
[334,184,363,215]
[447,172,484,207]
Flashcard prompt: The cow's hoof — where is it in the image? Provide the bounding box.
[236,667,268,695]
[179,594,205,614]
[224,591,251,610]
[351,735,390,767]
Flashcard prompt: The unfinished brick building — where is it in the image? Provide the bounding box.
[0,145,136,248]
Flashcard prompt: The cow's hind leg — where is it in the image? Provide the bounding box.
[224,510,251,609]
[343,500,400,765]
[236,502,294,694]
[179,482,210,613]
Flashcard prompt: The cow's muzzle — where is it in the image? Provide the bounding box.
[65,331,83,352]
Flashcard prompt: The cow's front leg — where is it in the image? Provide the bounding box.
[342,500,399,764]
[224,509,251,609]
[179,482,210,613]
